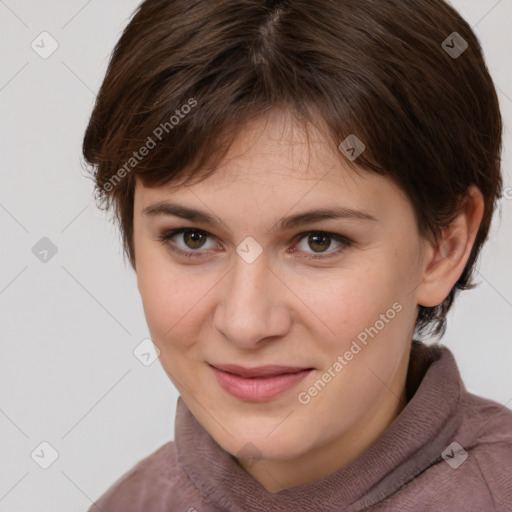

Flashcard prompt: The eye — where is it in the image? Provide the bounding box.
[156,228,218,258]
[291,231,351,259]
[156,228,351,260]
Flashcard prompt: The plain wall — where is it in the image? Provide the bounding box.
[1,1,511,510]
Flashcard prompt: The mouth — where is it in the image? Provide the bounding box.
[208,363,314,401]
[209,363,313,378]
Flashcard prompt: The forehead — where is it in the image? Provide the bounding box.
[134,110,409,221]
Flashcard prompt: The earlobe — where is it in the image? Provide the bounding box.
[416,186,484,308]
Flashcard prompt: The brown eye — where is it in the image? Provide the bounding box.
[307,233,332,253]
[157,227,351,261]
[157,228,217,258]
[293,231,351,260]
[182,230,207,249]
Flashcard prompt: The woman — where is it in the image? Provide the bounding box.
[82,0,512,509]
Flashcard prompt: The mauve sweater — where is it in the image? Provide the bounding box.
[89,341,512,511]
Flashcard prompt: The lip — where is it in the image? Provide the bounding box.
[209,364,313,402]
[210,363,311,378]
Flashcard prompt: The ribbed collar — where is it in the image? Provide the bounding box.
[174,341,465,511]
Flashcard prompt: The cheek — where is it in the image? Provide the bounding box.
[137,252,224,356]
[136,249,199,347]
[299,261,411,370]
[297,268,390,336]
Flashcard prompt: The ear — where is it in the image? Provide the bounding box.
[416,185,485,308]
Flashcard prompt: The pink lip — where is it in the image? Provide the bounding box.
[209,364,313,402]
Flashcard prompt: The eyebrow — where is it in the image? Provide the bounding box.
[142,201,378,233]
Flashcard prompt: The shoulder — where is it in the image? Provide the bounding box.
[456,392,512,507]
[88,441,199,512]
[405,392,512,511]
[460,391,512,464]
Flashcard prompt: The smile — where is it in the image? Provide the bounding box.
[209,364,313,402]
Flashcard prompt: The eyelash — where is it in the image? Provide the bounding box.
[156,228,352,260]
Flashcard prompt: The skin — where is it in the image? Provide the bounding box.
[132,109,484,492]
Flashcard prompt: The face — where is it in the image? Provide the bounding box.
[133,109,429,485]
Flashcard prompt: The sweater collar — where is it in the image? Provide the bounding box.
[174,340,465,511]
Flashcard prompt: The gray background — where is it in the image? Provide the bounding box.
[1,1,511,510]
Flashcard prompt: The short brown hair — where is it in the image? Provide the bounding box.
[82,0,503,339]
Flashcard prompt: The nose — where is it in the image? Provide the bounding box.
[212,251,291,349]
